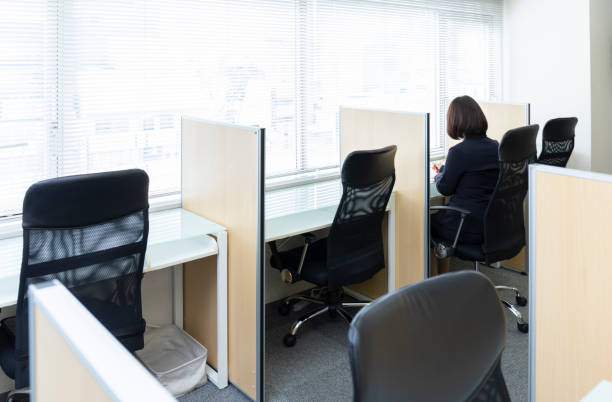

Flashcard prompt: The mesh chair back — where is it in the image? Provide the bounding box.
[326,145,396,290]
[14,169,149,388]
[537,117,577,167]
[482,125,538,263]
[349,271,510,402]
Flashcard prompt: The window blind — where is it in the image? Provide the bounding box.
[0,1,57,218]
[0,0,501,217]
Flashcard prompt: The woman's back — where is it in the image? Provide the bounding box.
[433,135,499,244]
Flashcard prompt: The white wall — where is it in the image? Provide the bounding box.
[503,0,592,170]
[589,0,612,174]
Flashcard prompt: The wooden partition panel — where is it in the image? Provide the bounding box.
[530,166,612,401]
[182,118,260,398]
[341,108,428,295]
[445,101,529,270]
[31,282,173,402]
[445,101,529,152]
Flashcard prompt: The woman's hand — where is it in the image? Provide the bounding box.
[432,161,443,174]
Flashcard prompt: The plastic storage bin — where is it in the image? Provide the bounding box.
[136,324,208,396]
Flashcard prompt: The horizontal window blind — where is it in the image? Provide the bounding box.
[0,0,501,217]
[0,1,57,217]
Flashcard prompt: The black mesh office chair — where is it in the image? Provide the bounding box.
[537,117,577,167]
[0,169,149,400]
[431,125,539,333]
[269,145,396,347]
[349,271,510,402]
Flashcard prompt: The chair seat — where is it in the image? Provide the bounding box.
[432,236,485,262]
[0,317,16,379]
[270,239,329,286]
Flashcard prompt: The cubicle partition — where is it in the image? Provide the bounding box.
[340,107,430,295]
[529,165,612,402]
[29,281,174,402]
[445,101,530,153]
[444,100,530,271]
[181,118,263,399]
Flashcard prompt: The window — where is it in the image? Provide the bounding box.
[0,0,501,217]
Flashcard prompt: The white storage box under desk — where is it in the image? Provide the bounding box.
[136,325,208,396]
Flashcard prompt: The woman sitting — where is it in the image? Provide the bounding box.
[430,95,499,276]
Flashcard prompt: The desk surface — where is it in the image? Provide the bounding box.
[0,208,224,308]
[581,380,612,402]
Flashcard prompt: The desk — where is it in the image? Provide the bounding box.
[0,208,229,389]
[265,179,397,294]
[581,380,612,402]
[430,181,441,198]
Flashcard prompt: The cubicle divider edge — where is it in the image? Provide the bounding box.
[527,163,538,402]
[528,164,612,402]
[256,129,265,402]
[424,113,430,280]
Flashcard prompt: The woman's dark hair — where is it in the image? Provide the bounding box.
[446,95,488,140]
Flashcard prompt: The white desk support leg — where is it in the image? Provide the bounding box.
[387,192,396,292]
[206,230,228,389]
[172,266,184,329]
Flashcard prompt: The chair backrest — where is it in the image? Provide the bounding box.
[15,169,149,388]
[537,117,577,167]
[482,125,538,263]
[349,271,509,402]
[326,145,396,290]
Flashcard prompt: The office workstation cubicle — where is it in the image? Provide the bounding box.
[181,118,264,400]
[529,165,612,402]
[262,107,430,400]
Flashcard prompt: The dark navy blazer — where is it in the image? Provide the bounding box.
[432,134,499,244]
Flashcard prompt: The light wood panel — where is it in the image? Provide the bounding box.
[184,255,218,368]
[34,306,111,402]
[445,100,529,270]
[341,108,428,294]
[182,118,260,399]
[32,283,173,402]
[445,101,528,152]
[532,168,612,401]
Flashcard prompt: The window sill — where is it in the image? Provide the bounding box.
[265,168,341,191]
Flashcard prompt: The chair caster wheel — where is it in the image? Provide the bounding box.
[516,295,527,307]
[278,302,290,316]
[517,322,529,333]
[283,334,296,347]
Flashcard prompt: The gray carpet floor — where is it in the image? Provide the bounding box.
[181,259,529,401]
[179,382,250,402]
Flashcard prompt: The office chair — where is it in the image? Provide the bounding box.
[0,169,149,401]
[536,117,577,167]
[348,271,510,402]
[431,124,539,334]
[269,145,396,347]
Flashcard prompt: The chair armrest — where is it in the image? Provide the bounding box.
[296,233,315,276]
[429,205,471,216]
[269,233,316,283]
[429,206,471,251]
